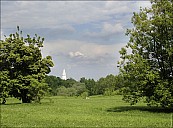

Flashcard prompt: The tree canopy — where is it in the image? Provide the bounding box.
[0,27,54,103]
[118,0,173,108]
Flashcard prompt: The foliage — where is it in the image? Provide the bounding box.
[56,82,88,97]
[0,27,54,103]
[96,74,124,95]
[45,75,62,96]
[81,91,89,98]
[80,77,96,95]
[72,82,88,96]
[45,76,88,96]
[62,78,77,88]
[57,86,69,96]
[118,0,173,108]
[45,75,124,97]
[79,75,124,96]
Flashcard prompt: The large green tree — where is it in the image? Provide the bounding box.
[118,0,173,108]
[0,27,54,103]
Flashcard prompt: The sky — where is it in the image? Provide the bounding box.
[1,1,151,80]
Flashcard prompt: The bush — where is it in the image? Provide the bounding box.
[81,92,89,99]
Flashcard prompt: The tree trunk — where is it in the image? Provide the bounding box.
[21,96,31,103]
[2,98,6,104]
[21,89,31,103]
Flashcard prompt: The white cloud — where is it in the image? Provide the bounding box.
[55,24,75,33]
[103,23,124,33]
[135,1,151,10]
[86,22,125,39]
[42,39,125,66]
[1,1,151,29]
[69,51,86,58]
[2,1,105,28]
[103,1,151,14]
[104,1,134,14]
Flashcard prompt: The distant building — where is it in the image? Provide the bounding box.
[62,69,67,80]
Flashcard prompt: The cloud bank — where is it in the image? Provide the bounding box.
[1,1,151,80]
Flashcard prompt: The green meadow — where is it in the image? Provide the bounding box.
[1,95,173,127]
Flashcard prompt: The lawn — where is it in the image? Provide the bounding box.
[1,95,173,127]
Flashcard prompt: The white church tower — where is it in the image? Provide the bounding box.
[62,69,67,80]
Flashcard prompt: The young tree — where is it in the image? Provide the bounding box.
[118,0,173,108]
[0,27,54,103]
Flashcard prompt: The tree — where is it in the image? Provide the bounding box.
[57,86,68,96]
[45,75,62,96]
[0,71,10,104]
[80,77,96,95]
[118,0,173,108]
[62,78,76,88]
[95,74,122,95]
[72,82,88,96]
[0,26,54,103]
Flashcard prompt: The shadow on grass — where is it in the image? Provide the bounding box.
[107,106,173,113]
[0,103,22,105]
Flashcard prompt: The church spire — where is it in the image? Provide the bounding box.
[62,69,67,80]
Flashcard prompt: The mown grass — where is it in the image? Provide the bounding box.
[1,95,173,127]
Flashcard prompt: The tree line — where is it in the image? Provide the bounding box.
[45,74,123,97]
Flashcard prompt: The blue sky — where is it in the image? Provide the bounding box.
[1,1,151,80]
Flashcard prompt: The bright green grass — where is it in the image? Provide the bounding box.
[1,95,173,127]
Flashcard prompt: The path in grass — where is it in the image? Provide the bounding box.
[1,95,172,127]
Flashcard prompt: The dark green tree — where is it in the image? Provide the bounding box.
[0,27,54,103]
[80,77,96,95]
[95,74,122,95]
[45,75,62,96]
[62,78,76,88]
[118,0,173,108]
[96,77,107,95]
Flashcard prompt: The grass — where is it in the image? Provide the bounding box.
[1,95,173,127]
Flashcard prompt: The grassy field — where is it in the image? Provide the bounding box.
[1,95,173,127]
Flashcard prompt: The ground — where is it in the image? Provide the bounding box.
[1,95,172,127]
